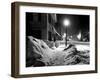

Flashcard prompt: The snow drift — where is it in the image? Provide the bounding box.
[26,36,90,67]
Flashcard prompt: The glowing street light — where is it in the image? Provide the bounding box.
[63,19,70,46]
[63,19,70,27]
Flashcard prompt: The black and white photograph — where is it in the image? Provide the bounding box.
[26,13,90,67]
[11,2,97,78]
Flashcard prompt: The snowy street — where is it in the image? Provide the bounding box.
[54,41,89,51]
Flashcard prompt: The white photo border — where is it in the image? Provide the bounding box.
[19,5,96,75]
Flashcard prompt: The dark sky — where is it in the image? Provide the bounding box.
[56,14,90,36]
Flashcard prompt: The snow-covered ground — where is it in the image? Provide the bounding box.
[27,37,90,67]
[53,41,89,52]
[76,45,89,51]
[52,44,66,51]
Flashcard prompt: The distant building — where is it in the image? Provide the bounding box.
[26,13,61,41]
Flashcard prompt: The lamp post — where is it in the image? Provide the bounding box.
[63,19,70,46]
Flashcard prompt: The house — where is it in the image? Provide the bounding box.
[26,12,61,41]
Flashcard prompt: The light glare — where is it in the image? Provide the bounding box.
[63,19,70,27]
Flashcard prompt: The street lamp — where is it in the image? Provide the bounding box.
[63,19,70,26]
[63,19,70,46]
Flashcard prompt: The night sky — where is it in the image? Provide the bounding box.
[56,14,90,36]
